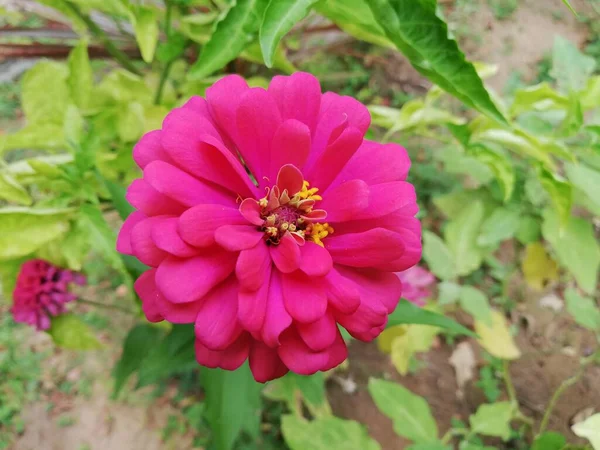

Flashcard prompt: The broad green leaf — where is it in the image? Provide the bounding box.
[189,0,268,79]
[515,216,541,245]
[557,93,583,137]
[1,123,66,153]
[437,281,461,305]
[64,105,84,151]
[542,209,600,294]
[282,416,380,450]
[97,69,153,106]
[386,299,477,338]
[264,371,330,416]
[581,76,600,110]
[459,286,492,326]
[444,200,485,276]
[315,0,394,49]
[565,163,600,211]
[201,363,263,450]
[469,145,515,202]
[369,101,465,135]
[531,432,566,450]
[433,189,495,219]
[422,231,456,281]
[56,220,90,271]
[0,257,27,301]
[21,61,70,124]
[572,413,600,450]
[537,167,572,227]
[437,146,493,185]
[366,0,505,124]
[241,40,297,73]
[48,314,102,350]
[469,402,513,440]
[67,39,93,109]
[0,173,32,205]
[112,324,163,397]
[0,208,70,260]
[260,0,318,67]
[368,378,438,443]
[510,83,569,117]
[565,288,600,331]
[521,242,559,290]
[131,5,159,63]
[389,324,439,375]
[477,207,520,246]
[475,310,521,360]
[552,36,595,93]
[117,102,145,142]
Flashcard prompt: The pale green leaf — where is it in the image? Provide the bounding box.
[117,102,145,142]
[565,163,600,212]
[21,61,71,125]
[438,281,461,305]
[469,145,515,202]
[515,216,541,245]
[97,69,153,106]
[67,0,130,16]
[459,286,492,326]
[260,0,318,67]
[581,76,600,110]
[201,363,263,450]
[368,378,438,443]
[0,173,32,205]
[48,314,102,350]
[444,200,485,276]
[282,416,380,450]
[189,0,268,79]
[572,413,600,450]
[131,5,159,63]
[537,167,572,227]
[542,209,600,294]
[366,0,506,124]
[552,35,595,93]
[477,207,520,246]
[475,310,521,360]
[510,83,569,117]
[422,231,456,281]
[64,105,84,150]
[0,208,71,260]
[469,402,513,440]
[565,288,600,331]
[67,39,93,109]
[406,444,451,450]
[1,123,65,153]
[0,257,27,301]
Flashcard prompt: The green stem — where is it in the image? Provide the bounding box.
[441,428,467,445]
[78,298,136,315]
[154,2,174,105]
[538,353,597,435]
[65,3,142,76]
[503,360,518,405]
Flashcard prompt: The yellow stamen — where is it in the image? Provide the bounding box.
[288,223,297,232]
[297,180,322,202]
[280,222,289,231]
[258,198,268,208]
[265,214,276,226]
[307,222,334,247]
[266,227,278,237]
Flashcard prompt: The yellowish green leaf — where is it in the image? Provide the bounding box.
[475,310,521,360]
[522,242,559,290]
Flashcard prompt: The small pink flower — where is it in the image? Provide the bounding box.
[11,259,86,331]
[397,266,435,307]
[117,72,421,382]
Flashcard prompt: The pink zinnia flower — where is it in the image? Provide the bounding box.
[117,72,421,382]
[397,266,435,307]
[11,259,86,331]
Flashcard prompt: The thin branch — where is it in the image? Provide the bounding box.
[77,298,137,315]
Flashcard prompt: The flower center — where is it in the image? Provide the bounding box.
[258,181,333,246]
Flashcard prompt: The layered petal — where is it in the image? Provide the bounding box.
[178,204,246,247]
[195,332,250,371]
[249,340,289,383]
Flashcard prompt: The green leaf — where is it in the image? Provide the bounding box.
[0,208,71,260]
[531,432,567,450]
[444,200,485,276]
[21,61,71,125]
[469,402,513,440]
[189,0,268,80]
[515,216,541,245]
[241,40,296,73]
[366,0,505,124]
[561,0,577,15]
[0,257,28,301]
[510,83,569,116]
[406,445,451,450]
[387,299,477,338]
[112,324,163,397]
[131,5,159,63]
[282,416,380,450]
[67,39,93,109]
[117,102,145,142]
[1,123,65,153]
[475,310,521,360]
[565,163,600,212]
[422,231,456,281]
[201,363,263,450]
[48,314,102,350]
[437,281,461,305]
[552,36,595,93]
[459,286,492,326]
[64,105,84,151]
[469,145,515,202]
[67,0,130,16]
[97,69,153,106]
[572,413,600,450]
[137,325,196,387]
[522,242,558,290]
[565,288,600,331]
[368,378,438,443]
[103,177,135,220]
[477,207,520,247]
[542,209,600,294]
[537,167,572,227]
[0,173,32,205]
[260,0,318,67]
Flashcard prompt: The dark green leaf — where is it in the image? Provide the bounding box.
[366,0,506,123]
[48,314,102,350]
[260,0,318,67]
[532,432,566,450]
[201,363,263,450]
[112,324,164,397]
[387,299,476,337]
[103,176,134,220]
[189,0,269,79]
